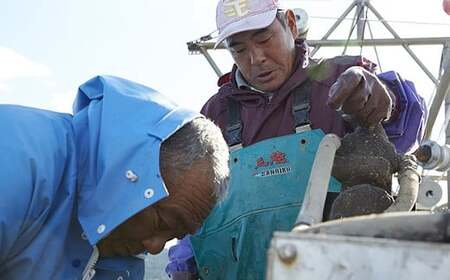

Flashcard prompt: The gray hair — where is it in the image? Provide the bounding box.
[160,117,229,200]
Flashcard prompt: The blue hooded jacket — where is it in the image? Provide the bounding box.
[0,76,199,279]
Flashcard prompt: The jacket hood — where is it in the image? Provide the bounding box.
[72,75,200,245]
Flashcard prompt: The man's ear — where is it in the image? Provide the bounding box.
[285,10,299,39]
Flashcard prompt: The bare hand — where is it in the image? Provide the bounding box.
[327,66,393,128]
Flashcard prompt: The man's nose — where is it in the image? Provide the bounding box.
[249,46,266,65]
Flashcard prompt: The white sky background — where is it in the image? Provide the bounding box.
[1,0,449,138]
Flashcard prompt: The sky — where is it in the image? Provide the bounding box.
[1,0,450,138]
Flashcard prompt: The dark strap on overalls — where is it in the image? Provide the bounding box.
[225,80,312,147]
[226,97,243,148]
[292,80,312,131]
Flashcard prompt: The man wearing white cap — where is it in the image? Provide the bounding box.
[166,0,426,279]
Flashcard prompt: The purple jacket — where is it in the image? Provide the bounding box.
[200,48,425,152]
[166,44,427,277]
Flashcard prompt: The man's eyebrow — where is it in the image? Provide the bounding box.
[228,39,243,49]
[228,28,270,48]
[251,28,270,39]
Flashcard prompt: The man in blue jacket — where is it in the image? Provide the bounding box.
[0,75,230,279]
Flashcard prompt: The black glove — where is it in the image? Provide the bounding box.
[327,66,393,128]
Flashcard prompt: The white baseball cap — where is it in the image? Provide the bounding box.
[215,0,280,48]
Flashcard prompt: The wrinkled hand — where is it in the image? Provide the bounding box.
[327,66,393,128]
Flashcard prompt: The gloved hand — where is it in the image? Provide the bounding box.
[327,66,393,128]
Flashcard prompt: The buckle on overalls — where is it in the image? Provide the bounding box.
[295,124,311,134]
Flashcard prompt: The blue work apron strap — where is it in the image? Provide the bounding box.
[292,80,312,132]
[225,97,243,149]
